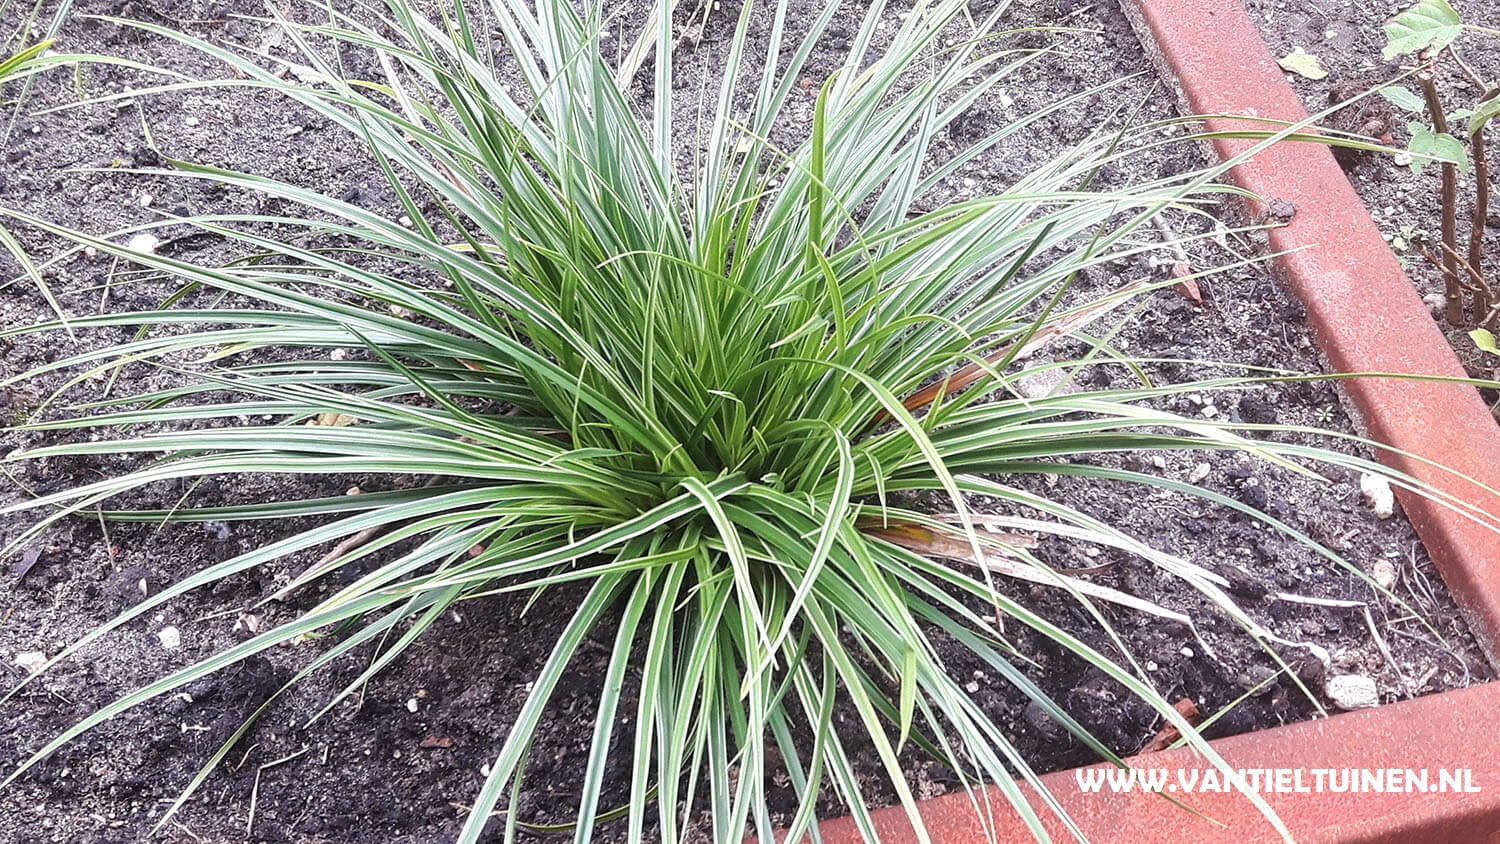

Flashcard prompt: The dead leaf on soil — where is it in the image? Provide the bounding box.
[1169,261,1201,304]
[864,521,1190,625]
[311,412,357,427]
[1138,698,1202,753]
[1277,47,1329,80]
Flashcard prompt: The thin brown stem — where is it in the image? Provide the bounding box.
[1419,71,1465,325]
[1438,239,1494,302]
[1470,86,1499,324]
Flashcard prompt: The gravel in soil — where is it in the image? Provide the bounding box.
[0,1,1493,842]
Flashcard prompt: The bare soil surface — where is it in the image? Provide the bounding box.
[0,1,1492,842]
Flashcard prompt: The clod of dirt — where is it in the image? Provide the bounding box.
[1326,82,1397,170]
[1236,664,1278,695]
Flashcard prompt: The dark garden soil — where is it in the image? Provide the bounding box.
[0,0,1494,842]
[1247,0,1500,405]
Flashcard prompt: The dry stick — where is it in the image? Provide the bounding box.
[1469,86,1499,323]
[1418,71,1465,326]
[246,746,311,838]
[1485,301,1500,332]
[1436,239,1496,305]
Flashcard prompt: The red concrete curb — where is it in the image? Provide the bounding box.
[1120,0,1500,660]
[812,680,1500,843]
[802,0,1500,840]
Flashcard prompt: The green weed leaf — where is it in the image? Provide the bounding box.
[1472,329,1500,356]
[1406,121,1469,172]
[1469,97,1500,137]
[1383,0,1463,59]
[1378,85,1426,112]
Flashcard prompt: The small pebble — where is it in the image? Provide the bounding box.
[1371,559,1398,590]
[157,626,181,650]
[406,697,420,713]
[137,193,153,208]
[1360,473,1396,519]
[13,651,48,674]
[125,233,160,255]
[1422,292,1447,316]
[1325,673,1379,710]
[1188,462,1211,484]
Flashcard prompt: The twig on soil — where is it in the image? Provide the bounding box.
[167,821,204,844]
[246,745,311,838]
[93,505,116,564]
[270,523,387,602]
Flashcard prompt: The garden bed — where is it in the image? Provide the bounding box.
[0,0,1495,841]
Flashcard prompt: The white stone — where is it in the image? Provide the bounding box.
[1325,674,1379,710]
[1360,473,1396,519]
[157,626,181,650]
[13,651,47,674]
[1371,559,1398,590]
[125,233,160,255]
[406,697,419,713]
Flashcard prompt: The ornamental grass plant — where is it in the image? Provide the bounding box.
[1,0,1486,841]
